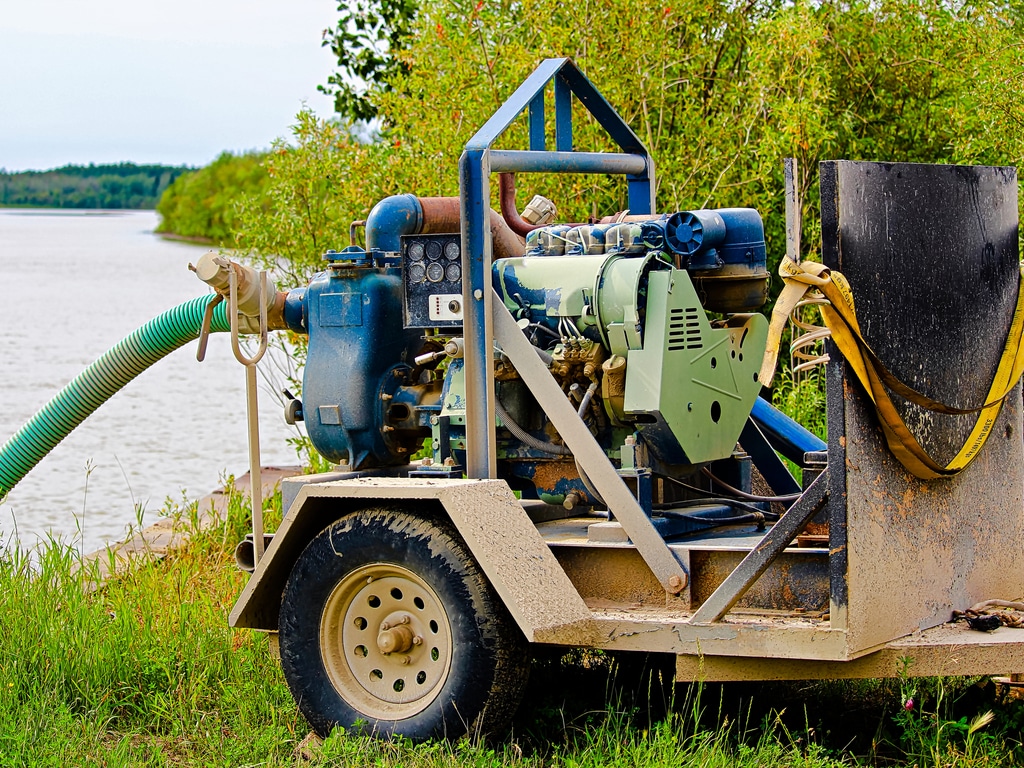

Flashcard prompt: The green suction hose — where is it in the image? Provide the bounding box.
[0,295,230,498]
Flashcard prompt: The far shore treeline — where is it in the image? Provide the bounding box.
[0,163,192,210]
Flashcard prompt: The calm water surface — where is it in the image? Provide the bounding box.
[0,210,300,553]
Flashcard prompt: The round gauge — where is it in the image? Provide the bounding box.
[445,263,461,282]
[426,262,445,282]
[408,263,426,283]
[426,241,442,261]
[444,241,460,261]
[408,242,425,261]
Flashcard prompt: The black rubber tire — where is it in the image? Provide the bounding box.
[278,507,529,742]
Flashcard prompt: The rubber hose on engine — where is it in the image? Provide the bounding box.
[494,401,571,456]
[573,382,606,507]
[0,295,230,498]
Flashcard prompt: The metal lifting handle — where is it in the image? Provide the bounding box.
[228,267,269,564]
[228,268,269,365]
[195,294,223,362]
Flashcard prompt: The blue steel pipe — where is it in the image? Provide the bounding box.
[749,397,827,465]
[460,149,496,478]
[365,194,423,252]
[488,150,647,176]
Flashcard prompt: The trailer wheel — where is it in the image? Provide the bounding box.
[278,507,528,742]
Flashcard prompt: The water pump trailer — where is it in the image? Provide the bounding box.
[5,57,1021,744]
[209,59,1024,742]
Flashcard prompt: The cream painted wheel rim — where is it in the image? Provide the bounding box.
[320,563,453,720]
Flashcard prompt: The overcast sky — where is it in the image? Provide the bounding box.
[0,0,339,171]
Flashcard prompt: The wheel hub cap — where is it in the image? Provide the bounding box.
[320,564,453,719]
[377,618,416,654]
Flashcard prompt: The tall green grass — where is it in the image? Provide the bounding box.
[0,486,1021,766]
[0,489,299,765]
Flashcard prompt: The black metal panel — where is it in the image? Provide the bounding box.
[819,159,849,610]
[402,233,465,328]
[820,160,1020,622]
[820,161,1019,464]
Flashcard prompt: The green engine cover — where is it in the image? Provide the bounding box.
[623,269,767,466]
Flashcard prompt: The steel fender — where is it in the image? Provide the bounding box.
[229,477,597,645]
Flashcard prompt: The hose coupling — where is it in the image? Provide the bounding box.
[192,252,285,333]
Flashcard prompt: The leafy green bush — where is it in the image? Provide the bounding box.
[171,1,1024,274]
[155,152,268,243]
[232,111,379,286]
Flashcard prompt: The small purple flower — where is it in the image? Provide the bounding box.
[904,697,915,711]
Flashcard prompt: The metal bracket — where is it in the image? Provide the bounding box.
[195,294,223,362]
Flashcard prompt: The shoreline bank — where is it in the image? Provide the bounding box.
[156,230,219,245]
[80,465,300,585]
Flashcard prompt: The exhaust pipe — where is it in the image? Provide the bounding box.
[364,194,526,258]
[234,534,275,572]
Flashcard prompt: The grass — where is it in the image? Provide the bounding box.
[0,486,1022,767]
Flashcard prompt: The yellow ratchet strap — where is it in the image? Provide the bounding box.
[760,256,1024,480]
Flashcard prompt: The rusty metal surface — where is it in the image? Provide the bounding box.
[676,622,1024,682]
[839,380,1024,652]
[553,545,829,616]
[689,549,828,614]
[540,516,829,614]
[824,338,849,624]
[689,472,828,624]
[820,161,1024,653]
[229,477,597,645]
[590,606,844,658]
[553,547,667,608]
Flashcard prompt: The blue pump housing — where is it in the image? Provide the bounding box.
[302,263,424,468]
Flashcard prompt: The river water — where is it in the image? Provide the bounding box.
[0,210,300,554]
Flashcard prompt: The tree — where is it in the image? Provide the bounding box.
[363,0,1021,268]
[319,0,419,122]
[155,153,268,242]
